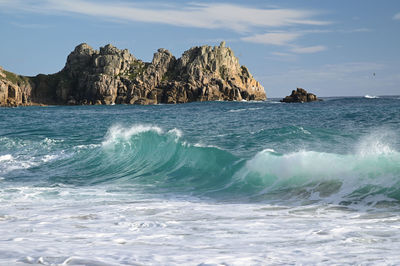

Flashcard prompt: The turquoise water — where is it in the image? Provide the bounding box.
[1,97,400,264]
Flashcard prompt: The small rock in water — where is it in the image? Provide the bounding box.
[281,88,321,103]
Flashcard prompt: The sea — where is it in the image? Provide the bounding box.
[1,96,400,265]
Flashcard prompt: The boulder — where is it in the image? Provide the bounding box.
[281,88,321,103]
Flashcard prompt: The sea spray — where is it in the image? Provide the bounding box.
[355,129,398,156]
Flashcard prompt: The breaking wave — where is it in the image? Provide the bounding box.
[2,124,400,206]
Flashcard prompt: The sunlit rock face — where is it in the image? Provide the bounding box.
[0,42,266,106]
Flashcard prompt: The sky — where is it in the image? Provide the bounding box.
[0,0,399,97]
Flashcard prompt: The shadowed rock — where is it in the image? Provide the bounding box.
[281,88,321,103]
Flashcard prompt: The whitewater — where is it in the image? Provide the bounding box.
[1,96,400,265]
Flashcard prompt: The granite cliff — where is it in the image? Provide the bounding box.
[0,42,266,106]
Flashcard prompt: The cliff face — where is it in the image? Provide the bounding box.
[0,42,266,106]
[0,67,34,106]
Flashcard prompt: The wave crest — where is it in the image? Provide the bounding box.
[96,125,400,205]
[4,124,400,206]
[240,148,400,204]
[102,124,164,146]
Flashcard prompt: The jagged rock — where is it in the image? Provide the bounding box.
[1,42,266,106]
[0,66,34,106]
[162,41,265,103]
[281,88,321,103]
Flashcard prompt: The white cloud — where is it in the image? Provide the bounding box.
[345,28,371,33]
[290,45,326,54]
[267,52,297,62]
[0,0,329,32]
[10,22,52,29]
[242,32,326,54]
[394,12,400,20]
[271,52,295,57]
[241,32,301,45]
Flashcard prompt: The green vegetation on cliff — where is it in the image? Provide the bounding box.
[3,70,30,85]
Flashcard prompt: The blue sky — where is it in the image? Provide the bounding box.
[0,0,399,97]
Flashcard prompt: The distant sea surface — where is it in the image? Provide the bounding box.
[1,96,400,265]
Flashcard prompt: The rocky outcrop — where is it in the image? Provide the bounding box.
[281,88,321,103]
[160,41,265,103]
[0,66,34,106]
[0,42,266,106]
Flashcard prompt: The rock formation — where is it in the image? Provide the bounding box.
[0,66,34,107]
[281,88,321,103]
[0,42,266,106]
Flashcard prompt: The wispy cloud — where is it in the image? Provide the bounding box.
[271,52,294,57]
[267,52,297,62]
[343,28,371,33]
[0,0,335,55]
[241,31,326,54]
[0,0,329,32]
[290,45,326,54]
[394,12,400,20]
[242,26,371,55]
[241,32,301,45]
[10,22,52,29]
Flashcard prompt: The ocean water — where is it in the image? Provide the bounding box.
[1,96,400,265]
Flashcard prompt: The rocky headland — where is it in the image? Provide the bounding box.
[281,88,321,103]
[0,42,266,107]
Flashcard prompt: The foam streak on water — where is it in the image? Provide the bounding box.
[0,186,399,265]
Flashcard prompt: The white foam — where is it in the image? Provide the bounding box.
[249,107,262,111]
[228,107,262,113]
[262,148,276,153]
[245,149,347,180]
[42,138,63,145]
[167,128,183,138]
[74,144,101,150]
[0,154,39,175]
[240,142,400,205]
[1,162,36,174]
[297,126,311,135]
[2,187,399,265]
[102,124,163,146]
[41,154,59,163]
[355,129,397,156]
[365,95,379,99]
[193,143,222,149]
[0,154,13,162]
[228,108,247,113]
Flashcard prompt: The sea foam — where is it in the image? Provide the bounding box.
[102,124,164,146]
[365,95,379,99]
